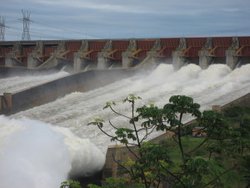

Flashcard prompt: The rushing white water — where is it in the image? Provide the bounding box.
[0,116,105,188]
[13,63,250,149]
[0,70,69,95]
[1,63,250,188]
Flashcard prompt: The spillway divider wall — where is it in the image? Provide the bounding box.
[0,68,136,115]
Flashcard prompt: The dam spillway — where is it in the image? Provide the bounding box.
[0,36,250,71]
[0,37,250,188]
[1,36,250,115]
[10,63,250,151]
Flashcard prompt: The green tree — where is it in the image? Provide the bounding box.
[60,180,81,188]
[88,177,143,188]
[88,95,249,188]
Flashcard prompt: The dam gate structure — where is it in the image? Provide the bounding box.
[1,36,250,115]
[0,36,250,71]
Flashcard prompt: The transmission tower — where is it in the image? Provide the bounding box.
[21,10,31,40]
[0,16,5,41]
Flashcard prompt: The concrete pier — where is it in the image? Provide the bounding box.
[172,50,186,70]
[0,93,12,114]
[226,37,240,69]
[198,38,213,69]
[97,40,113,69]
[27,41,43,68]
[172,38,187,70]
[226,50,238,70]
[136,39,161,69]
[199,50,213,69]
[122,40,137,68]
[73,40,90,72]
[5,43,22,67]
[5,55,22,67]
[38,41,67,69]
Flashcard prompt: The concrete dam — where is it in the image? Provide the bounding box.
[0,36,250,188]
[1,36,250,71]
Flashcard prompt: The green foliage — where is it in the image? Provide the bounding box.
[200,110,229,139]
[223,107,250,156]
[88,117,105,128]
[88,177,144,188]
[241,155,250,186]
[123,94,141,103]
[164,95,201,119]
[88,95,250,188]
[178,157,225,188]
[112,128,137,144]
[103,101,116,109]
[137,104,165,131]
[60,180,81,188]
[131,142,172,186]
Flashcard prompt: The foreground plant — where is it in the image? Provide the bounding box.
[88,94,250,188]
[60,180,81,188]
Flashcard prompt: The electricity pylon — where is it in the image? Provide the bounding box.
[0,16,5,41]
[21,10,31,40]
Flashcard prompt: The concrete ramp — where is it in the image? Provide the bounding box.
[0,68,135,115]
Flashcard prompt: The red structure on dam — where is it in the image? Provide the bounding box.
[0,36,250,71]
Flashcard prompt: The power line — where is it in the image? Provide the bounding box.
[21,10,31,40]
[2,10,101,40]
[0,16,5,41]
[32,20,101,39]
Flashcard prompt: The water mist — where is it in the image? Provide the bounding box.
[1,63,250,187]
[0,116,105,188]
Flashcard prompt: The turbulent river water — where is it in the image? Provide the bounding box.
[0,70,69,95]
[0,63,250,188]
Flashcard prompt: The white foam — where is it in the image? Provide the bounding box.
[0,116,105,188]
[0,70,69,95]
[3,62,249,186]
[13,63,250,152]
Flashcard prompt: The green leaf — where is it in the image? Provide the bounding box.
[123,94,142,103]
[164,95,201,118]
[103,101,116,109]
[61,180,81,188]
[114,128,137,144]
[88,117,105,128]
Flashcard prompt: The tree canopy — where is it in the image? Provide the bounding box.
[87,95,250,188]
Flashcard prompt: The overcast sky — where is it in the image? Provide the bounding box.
[1,0,250,41]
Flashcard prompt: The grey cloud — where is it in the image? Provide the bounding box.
[1,0,250,40]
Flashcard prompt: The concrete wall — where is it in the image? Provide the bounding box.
[0,96,2,112]
[1,68,135,114]
[220,93,250,110]
[102,145,138,179]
